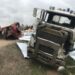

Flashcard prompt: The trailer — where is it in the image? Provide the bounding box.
[0,22,21,39]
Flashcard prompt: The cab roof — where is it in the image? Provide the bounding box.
[46,9,75,18]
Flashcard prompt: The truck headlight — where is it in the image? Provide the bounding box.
[29,34,36,47]
[57,47,65,59]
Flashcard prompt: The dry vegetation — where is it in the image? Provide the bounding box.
[0,39,58,75]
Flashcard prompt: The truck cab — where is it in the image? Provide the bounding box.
[28,8,75,67]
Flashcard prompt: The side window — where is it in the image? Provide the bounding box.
[45,13,49,22]
[36,10,41,18]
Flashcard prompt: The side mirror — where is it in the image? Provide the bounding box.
[33,8,37,17]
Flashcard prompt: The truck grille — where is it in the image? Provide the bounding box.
[39,44,54,55]
[37,30,66,44]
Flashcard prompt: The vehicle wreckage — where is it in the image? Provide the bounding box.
[0,22,21,39]
[28,8,75,68]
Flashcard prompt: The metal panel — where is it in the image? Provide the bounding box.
[37,37,60,50]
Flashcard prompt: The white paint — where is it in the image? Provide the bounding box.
[69,51,75,60]
[17,42,29,58]
[19,36,31,41]
[73,42,75,49]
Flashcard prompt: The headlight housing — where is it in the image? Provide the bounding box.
[29,34,36,47]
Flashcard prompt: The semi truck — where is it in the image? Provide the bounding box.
[28,8,75,67]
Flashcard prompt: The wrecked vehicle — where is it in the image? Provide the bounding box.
[28,8,75,67]
[1,22,21,39]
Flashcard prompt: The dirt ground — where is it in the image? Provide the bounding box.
[0,40,15,48]
[0,39,59,75]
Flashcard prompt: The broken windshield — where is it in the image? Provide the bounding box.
[52,15,71,24]
[43,11,75,28]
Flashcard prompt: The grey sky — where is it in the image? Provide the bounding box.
[0,0,75,26]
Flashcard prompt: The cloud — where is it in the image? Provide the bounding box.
[0,0,75,27]
[50,0,75,10]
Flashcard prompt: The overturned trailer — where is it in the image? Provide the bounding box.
[28,8,75,67]
[0,22,21,39]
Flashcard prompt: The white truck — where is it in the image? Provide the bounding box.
[28,8,75,67]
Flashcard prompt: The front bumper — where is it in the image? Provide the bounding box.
[28,47,65,67]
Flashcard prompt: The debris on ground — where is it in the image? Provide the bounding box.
[19,30,34,41]
[17,42,29,58]
[69,51,75,60]
[19,36,31,41]
[16,25,34,58]
[0,22,22,39]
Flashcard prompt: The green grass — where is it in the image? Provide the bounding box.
[65,56,75,75]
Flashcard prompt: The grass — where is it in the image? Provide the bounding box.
[65,56,75,75]
[0,42,58,75]
[0,40,75,75]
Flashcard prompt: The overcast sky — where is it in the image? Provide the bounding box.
[0,0,75,26]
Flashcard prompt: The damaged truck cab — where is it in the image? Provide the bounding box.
[28,8,75,67]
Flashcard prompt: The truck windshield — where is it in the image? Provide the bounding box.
[43,11,75,28]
